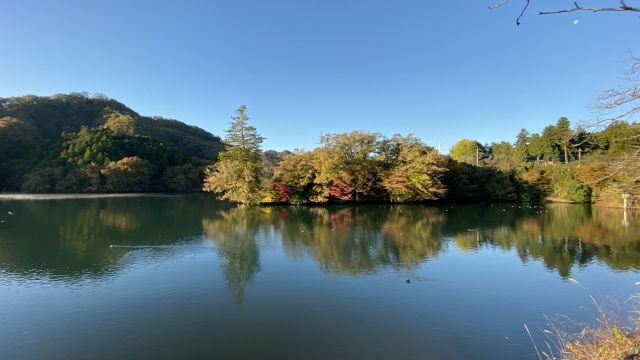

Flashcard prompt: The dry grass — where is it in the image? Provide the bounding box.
[558,328,640,360]
[530,279,640,360]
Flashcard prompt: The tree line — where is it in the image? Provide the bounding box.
[205,107,639,207]
[1,94,637,207]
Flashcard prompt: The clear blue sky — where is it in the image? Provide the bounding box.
[1,0,637,152]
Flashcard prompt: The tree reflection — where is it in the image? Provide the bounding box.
[0,198,639,292]
[0,195,222,279]
[202,207,263,304]
[445,204,640,277]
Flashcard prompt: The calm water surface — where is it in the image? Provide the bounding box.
[0,195,639,359]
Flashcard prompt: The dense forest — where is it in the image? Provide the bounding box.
[1,93,638,207]
[0,93,224,192]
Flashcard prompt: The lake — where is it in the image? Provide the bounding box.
[0,195,638,359]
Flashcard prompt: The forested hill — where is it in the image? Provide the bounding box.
[0,93,225,192]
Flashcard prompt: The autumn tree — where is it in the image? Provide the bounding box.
[203,106,265,205]
[101,156,153,192]
[103,112,136,136]
[381,135,447,202]
[316,131,381,202]
[274,150,317,203]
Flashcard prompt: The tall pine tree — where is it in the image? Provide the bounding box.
[203,106,265,204]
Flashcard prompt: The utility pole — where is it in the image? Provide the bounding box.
[623,192,631,227]
[476,145,479,166]
[623,192,630,211]
[578,148,582,165]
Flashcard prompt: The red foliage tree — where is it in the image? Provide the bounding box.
[272,182,291,203]
[329,180,353,201]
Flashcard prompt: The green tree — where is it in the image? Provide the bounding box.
[489,141,515,169]
[449,138,484,165]
[528,133,544,162]
[515,128,530,147]
[541,125,559,161]
[223,105,264,153]
[513,128,530,163]
[556,117,572,164]
[61,126,116,167]
[545,166,591,202]
[594,121,640,152]
[0,117,42,190]
[162,164,201,192]
[21,167,64,193]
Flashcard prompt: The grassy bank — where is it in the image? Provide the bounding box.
[533,280,640,360]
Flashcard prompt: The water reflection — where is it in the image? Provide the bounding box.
[279,206,446,274]
[449,205,640,276]
[1,196,639,289]
[0,195,230,281]
[202,208,262,303]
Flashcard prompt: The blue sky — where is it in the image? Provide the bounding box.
[1,0,637,152]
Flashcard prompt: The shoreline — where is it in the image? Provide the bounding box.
[0,193,193,200]
[0,193,636,209]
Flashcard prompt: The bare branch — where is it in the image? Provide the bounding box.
[582,56,640,130]
[517,0,531,25]
[579,56,640,193]
[488,0,511,10]
[489,1,640,25]
[539,1,640,15]
[489,0,531,24]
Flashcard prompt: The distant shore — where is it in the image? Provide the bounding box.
[0,193,189,200]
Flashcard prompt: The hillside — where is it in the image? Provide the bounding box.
[0,93,225,192]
